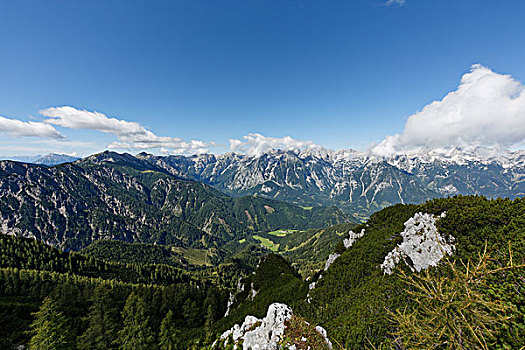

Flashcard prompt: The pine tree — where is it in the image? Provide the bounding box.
[28,296,74,350]
[78,285,120,349]
[117,292,157,349]
[158,310,182,350]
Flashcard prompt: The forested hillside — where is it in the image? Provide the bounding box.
[80,240,194,268]
[0,234,232,349]
[0,151,348,251]
[231,223,357,277]
[0,235,196,285]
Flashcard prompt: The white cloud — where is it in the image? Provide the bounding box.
[372,64,525,156]
[229,133,319,157]
[385,0,405,6]
[40,106,212,154]
[0,116,63,139]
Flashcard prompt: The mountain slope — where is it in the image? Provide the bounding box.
[230,222,358,277]
[0,151,348,251]
[217,196,524,349]
[303,195,525,348]
[2,195,523,349]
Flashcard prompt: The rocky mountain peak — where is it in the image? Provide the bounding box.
[128,147,524,216]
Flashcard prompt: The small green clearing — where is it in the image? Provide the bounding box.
[238,238,246,244]
[267,229,300,237]
[171,247,213,266]
[300,206,313,210]
[253,235,279,252]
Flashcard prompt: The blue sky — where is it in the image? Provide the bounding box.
[1,0,525,156]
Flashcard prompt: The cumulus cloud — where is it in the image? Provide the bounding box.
[229,133,319,157]
[0,116,63,139]
[40,106,212,154]
[372,64,525,156]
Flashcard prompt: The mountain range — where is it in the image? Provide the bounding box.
[137,145,525,218]
[2,146,523,252]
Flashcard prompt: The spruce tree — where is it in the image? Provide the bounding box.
[78,285,120,349]
[117,292,157,349]
[158,310,182,350]
[28,296,74,350]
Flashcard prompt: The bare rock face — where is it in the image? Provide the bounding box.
[218,303,332,350]
[323,253,340,271]
[219,303,292,350]
[244,303,292,350]
[381,212,454,275]
[343,228,365,249]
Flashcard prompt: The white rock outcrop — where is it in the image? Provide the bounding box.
[248,283,258,300]
[225,277,246,317]
[315,326,331,347]
[324,253,340,271]
[219,303,292,350]
[218,303,332,350]
[381,212,454,275]
[308,281,316,290]
[343,228,365,249]
[224,292,235,317]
